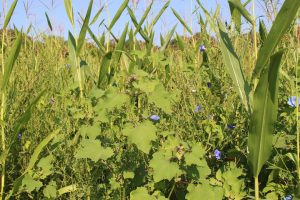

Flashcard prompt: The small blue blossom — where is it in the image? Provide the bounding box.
[199,44,206,53]
[194,105,202,113]
[207,82,212,88]
[214,149,221,160]
[17,132,22,142]
[283,195,293,200]
[227,124,236,130]
[287,96,300,108]
[150,115,160,121]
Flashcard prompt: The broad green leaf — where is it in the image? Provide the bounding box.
[108,0,129,30]
[228,0,253,25]
[149,0,170,31]
[90,6,104,25]
[217,21,250,111]
[68,31,77,69]
[160,24,177,52]
[122,121,157,154]
[149,151,181,182]
[76,0,93,56]
[3,0,18,29]
[64,0,74,26]
[75,139,114,162]
[259,19,267,44]
[184,143,206,166]
[80,125,100,140]
[43,181,57,199]
[171,8,193,35]
[57,185,77,197]
[45,12,52,31]
[20,174,43,193]
[37,155,54,179]
[1,31,22,90]
[134,1,153,35]
[248,50,284,177]
[130,187,156,200]
[97,51,112,88]
[186,182,223,200]
[252,0,300,80]
[24,129,60,174]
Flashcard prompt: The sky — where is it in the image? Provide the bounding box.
[0,0,271,44]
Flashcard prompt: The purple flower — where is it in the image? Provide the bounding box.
[207,82,211,88]
[194,105,202,113]
[227,124,235,130]
[287,96,300,108]
[283,195,293,200]
[214,149,221,160]
[150,115,160,121]
[199,45,206,53]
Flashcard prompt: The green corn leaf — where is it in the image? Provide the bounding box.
[259,19,267,45]
[248,50,284,177]
[68,31,77,68]
[24,129,60,174]
[176,33,186,51]
[160,25,177,52]
[108,0,129,30]
[64,0,74,26]
[228,1,241,32]
[57,185,77,197]
[1,31,22,90]
[228,0,254,25]
[160,33,164,47]
[112,23,128,65]
[98,52,112,88]
[252,0,300,80]
[45,12,52,31]
[76,0,93,56]
[127,6,150,42]
[103,23,119,43]
[87,27,106,54]
[146,30,154,53]
[171,8,193,35]
[90,6,104,26]
[149,0,170,31]
[217,21,250,111]
[3,0,18,29]
[134,1,153,35]
[26,23,32,34]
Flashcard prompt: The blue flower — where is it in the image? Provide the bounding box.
[194,105,202,113]
[199,44,206,53]
[283,195,293,200]
[214,149,221,160]
[287,96,300,108]
[227,124,235,130]
[150,115,160,121]
[207,82,211,88]
[18,132,22,142]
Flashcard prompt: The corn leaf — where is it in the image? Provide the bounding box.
[90,6,104,26]
[76,0,93,56]
[259,19,267,45]
[171,8,193,35]
[3,0,18,29]
[160,25,177,52]
[248,50,284,177]
[64,0,74,26]
[228,0,254,25]
[1,31,22,90]
[134,1,153,35]
[149,0,170,31]
[45,12,52,31]
[98,52,112,88]
[108,0,129,30]
[252,0,300,80]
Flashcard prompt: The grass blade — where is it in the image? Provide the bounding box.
[68,31,77,68]
[252,0,300,80]
[134,1,153,35]
[176,33,186,51]
[248,50,284,177]
[108,0,129,30]
[3,0,18,29]
[259,19,267,45]
[45,12,53,31]
[149,0,170,31]
[127,6,150,42]
[76,0,93,56]
[90,6,104,26]
[228,1,241,32]
[1,31,22,90]
[112,23,128,65]
[160,24,177,52]
[87,27,106,54]
[64,0,74,26]
[171,8,193,35]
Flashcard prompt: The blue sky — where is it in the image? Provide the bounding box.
[0,0,268,43]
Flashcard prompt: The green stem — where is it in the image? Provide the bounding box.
[255,176,259,200]
[168,181,176,199]
[76,56,83,98]
[252,0,257,59]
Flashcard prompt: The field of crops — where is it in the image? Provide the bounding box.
[0,0,299,199]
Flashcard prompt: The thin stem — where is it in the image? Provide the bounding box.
[168,181,176,199]
[255,176,259,200]
[252,0,258,59]
[76,56,83,98]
